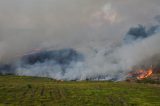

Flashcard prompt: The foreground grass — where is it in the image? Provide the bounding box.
[0,76,160,106]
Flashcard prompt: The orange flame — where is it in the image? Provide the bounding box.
[136,68,153,80]
[128,68,153,80]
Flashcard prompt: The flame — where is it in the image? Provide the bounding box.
[128,68,153,80]
[136,69,153,80]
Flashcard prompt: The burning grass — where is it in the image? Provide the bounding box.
[128,68,153,80]
[127,66,160,84]
[0,75,160,106]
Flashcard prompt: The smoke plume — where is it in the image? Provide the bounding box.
[0,0,160,80]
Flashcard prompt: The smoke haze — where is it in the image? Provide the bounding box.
[0,0,160,80]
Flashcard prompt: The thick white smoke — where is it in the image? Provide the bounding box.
[15,31,160,81]
[0,0,160,80]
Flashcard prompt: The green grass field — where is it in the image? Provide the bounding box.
[0,75,160,106]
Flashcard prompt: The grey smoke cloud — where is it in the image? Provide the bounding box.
[0,0,160,80]
[0,0,159,59]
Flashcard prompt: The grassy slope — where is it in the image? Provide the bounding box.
[0,76,160,106]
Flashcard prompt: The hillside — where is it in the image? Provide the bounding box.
[0,75,160,106]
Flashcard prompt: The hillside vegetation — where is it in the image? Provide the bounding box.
[0,75,160,106]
